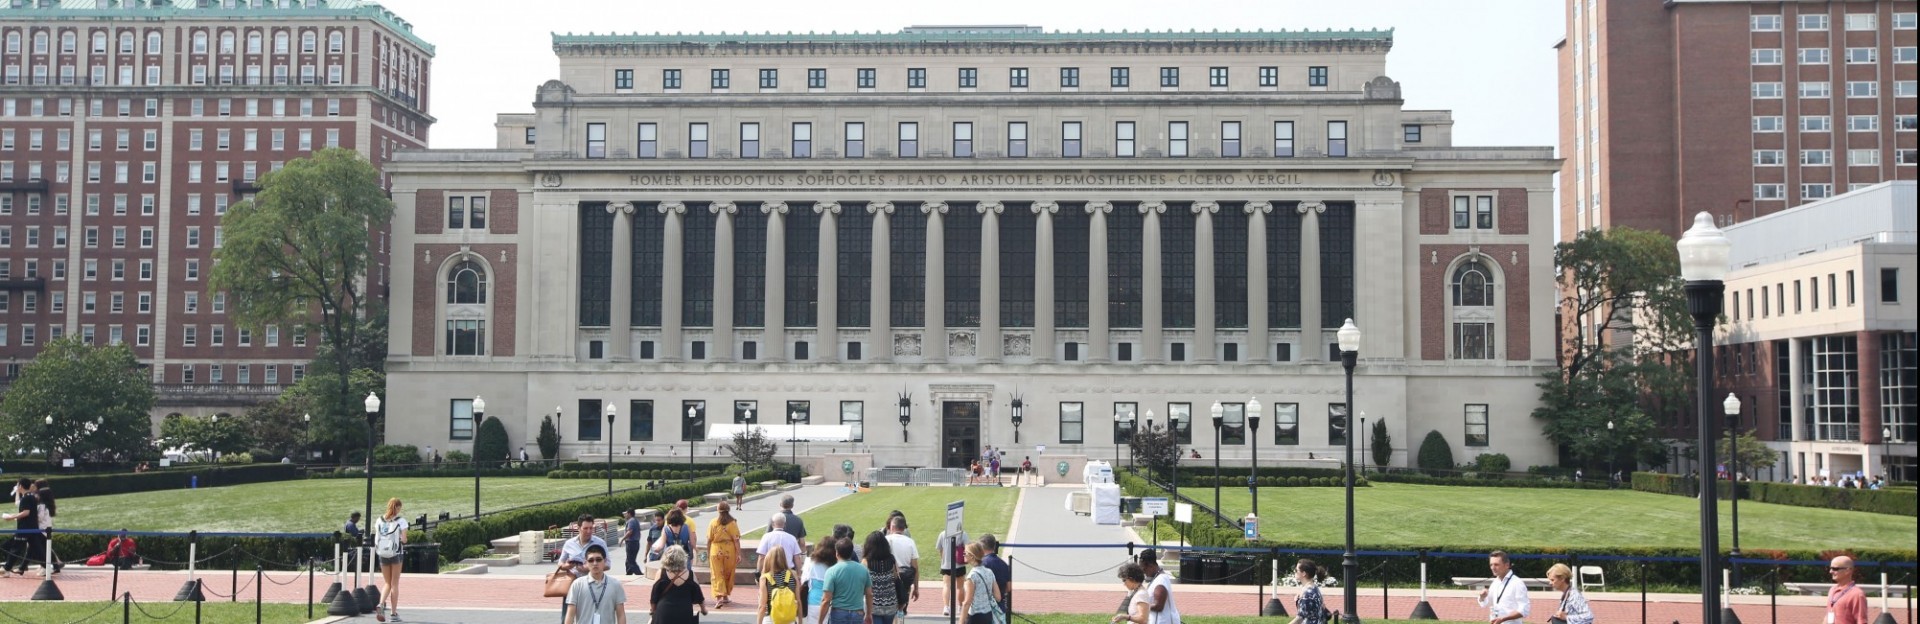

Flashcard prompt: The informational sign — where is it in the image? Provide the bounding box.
[61,459,75,468]
[1036,444,1046,455]
[1174,503,1194,524]
[1243,515,1260,540]
[1141,497,1170,517]
[946,501,965,537]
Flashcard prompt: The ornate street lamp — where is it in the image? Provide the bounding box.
[1337,318,1363,624]
[789,410,802,478]
[1606,419,1616,489]
[898,393,912,443]
[685,404,701,482]
[1678,211,1732,624]
[361,391,381,578]
[1209,401,1223,528]
[605,402,619,497]
[1011,398,1024,444]
[1248,398,1263,517]
[1724,393,1742,587]
[472,396,485,519]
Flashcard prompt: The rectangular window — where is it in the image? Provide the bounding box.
[807,68,826,89]
[629,400,654,441]
[636,122,657,158]
[1167,121,1187,157]
[1801,82,1831,98]
[1060,402,1084,444]
[1308,66,1329,87]
[1274,121,1295,157]
[1883,268,1901,303]
[1328,403,1350,446]
[1259,66,1278,87]
[1454,322,1496,359]
[907,67,926,89]
[898,122,918,157]
[1899,12,1919,28]
[1800,14,1830,30]
[689,123,709,158]
[1846,47,1877,64]
[1753,82,1784,98]
[1465,404,1490,446]
[840,401,864,443]
[613,69,633,90]
[1007,122,1028,157]
[952,122,973,158]
[1847,81,1878,98]
[791,122,812,158]
[1159,66,1179,88]
[758,68,777,89]
[1403,124,1422,143]
[1800,116,1829,132]
[844,122,865,158]
[1060,67,1080,88]
[449,399,475,440]
[739,122,760,158]
[1327,121,1348,157]
[1208,66,1228,87]
[662,69,682,89]
[1803,183,1833,199]
[682,401,707,442]
[1752,15,1783,31]
[958,67,977,89]
[1803,149,1833,166]
[1802,48,1831,65]
[577,399,603,441]
[585,123,606,158]
[857,68,875,89]
[1110,67,1130,88]
[1009,68,1028,88]
[1753,48,1783,65]
[1846,13,1876,30]
[710,69,730,89]
[1220,121,1241,157]
[1851,149,1881,166]
[1755,149,1786,165]
[1116,122,1135,157]
[1062,122,1082,158]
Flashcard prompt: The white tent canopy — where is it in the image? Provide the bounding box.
[705,423,856,443]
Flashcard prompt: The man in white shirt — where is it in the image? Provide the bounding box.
[885,516,920,615]
[1477,550,1529,624]
[757,512,804,572]
[1138,549,1180,624]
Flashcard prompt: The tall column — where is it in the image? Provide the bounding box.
[1788,338,1806,442]
[607,202,635,362]
[869,203,893,363]
[1194,202,1217,363]
[1859,331,1885,471]
[1142,202,1164,362]
[1034,202,1058,363]
[1247,202,1271,363]
[980,202,1003,363]
[923,202,948,362]
[763,202,788,361]
[1298,201,1325,361]
[660,203,686,361]
[1089,202,1112,362]
[712,202,737,362]
[816,203,840,363]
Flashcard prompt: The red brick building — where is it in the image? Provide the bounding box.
[0,0,431,421]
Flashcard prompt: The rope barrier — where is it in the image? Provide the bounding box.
[1011,556,1129,578]
[127,595,193,621]
[3,528,332,539]
[0,599,117,624]
[199,573,255,599]
[260,567,309,586]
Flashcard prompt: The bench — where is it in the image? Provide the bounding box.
[1452,576,1554,590]
[1783,582,1910,597]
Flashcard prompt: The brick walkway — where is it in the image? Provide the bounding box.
[5,567,1910,624]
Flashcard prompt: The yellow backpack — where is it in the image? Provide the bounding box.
[767,570,798,624]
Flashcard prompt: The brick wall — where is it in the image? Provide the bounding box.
[1418,243,1532,362]
[410,243,518,357]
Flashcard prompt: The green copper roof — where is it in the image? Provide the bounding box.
[552,27,1393,48]
[0,0,433,54]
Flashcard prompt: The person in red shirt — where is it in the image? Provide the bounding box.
[1827,555,1870,624]
[107,530,141,569]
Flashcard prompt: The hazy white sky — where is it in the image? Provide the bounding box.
[376,0,1563,151]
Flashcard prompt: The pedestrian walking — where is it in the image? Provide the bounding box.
[1110,562,1148,624]
[1,478,41,577]
[31,479,58,574]
[801,540,836,619]
[979,534,1010,614]
[884,516,919,616]
[1826,555,1869,624]
[818,538,872,624]
[563,544,627,624]
[653,509,698,564]
[935,517,970,618]
[768,495,808,552]
[832,524,860,560]
[651,545,709,624]
[1137,549,1179,624]
[620,510,645,576]
[372,498,410,622]
[960,542,1002,624]
[1477,550,1529,624]
[863,532,901,624]
[1545,563,1593,624]
[558,514,610,621]
[1286,559,1329,624]
[733,474,748,508]
[758,513,804,572]
[708,501,743,607]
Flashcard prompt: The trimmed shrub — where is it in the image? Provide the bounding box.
[460,544,489,560]
[1473,453,1512,475]
[1416,430,1455,476]
[1633,472,1916,517]
[473,417,510,468]
[46,463,301,498]
[372,444,421,465]
[425,470,776,562]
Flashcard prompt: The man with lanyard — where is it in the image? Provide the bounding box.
[557,515,608,622]
[1137,549,1180,624]
[563,544,626,624]
[1477,550,1529,624]
[1826,555,1869,624]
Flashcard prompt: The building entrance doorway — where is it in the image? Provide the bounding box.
[942,401,981,469]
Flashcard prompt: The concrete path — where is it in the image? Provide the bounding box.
[1000,484,1144,584]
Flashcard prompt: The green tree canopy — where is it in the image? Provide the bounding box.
[0,337,156,464]
[722,427,778,472]
[537,416,562,460]
[474,416,510,468]
[1369,418,1393,468]
[156,412,255,457]
[1416,430,1456,476]
[211,148,391,458]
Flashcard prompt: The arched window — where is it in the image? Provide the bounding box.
[1452,260,1493,307]
[300,31,316,53]
[32,31,49,54]
[219,32,235,54]
[5,32,20,54]
[447,260,486,304]
[327,31,343,53]
[191,31,208,53]
[60,31,76,53]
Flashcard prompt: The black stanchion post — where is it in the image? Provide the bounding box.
[112,557,120,600]
[1408,549,1437,620]
[255,564,263,624]
[231,564,238,602]
[1263,548,1288,617]
[1382,564,1389,621]
[1640,561,1648,624]
[1769,566,1778,624]
[122,592,130,624]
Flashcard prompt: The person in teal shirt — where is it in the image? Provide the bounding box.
[818,538,873,624]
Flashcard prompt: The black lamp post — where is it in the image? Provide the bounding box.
[899,393,912,443]
[1011,399,1024,444]
[472,395,485,519]
[1884,426,1895,482]
[605,402,618,498]
[685,404,701,482]
[1144,411,1155,482]
[1337,318,1363,624]
[1606,419,1616,489]
[1678,211,1733,624]
[1209,401,1223,528]
[1724,392,1743,587]
[789,409,801,478]
[361,392,381,567]
[1248,398,1262,517]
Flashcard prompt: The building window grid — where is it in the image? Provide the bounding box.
[733,210,767,327]
[1060,402,1085,444]
[683,209,716,326]
[945,210,982,327]
[1268,204,1303,328]
[836,211,872,328]
[1883,333,1919,443]
[1162,210,1195,329]
[1055,210,1091,328]
[1109,209,1144,329]
[631,208,666,326]
[1807,335,1861,441]
[1319,203,1355,328]
[785,209,820,327]
[889,211,926,327]
[1000,209,1036,328]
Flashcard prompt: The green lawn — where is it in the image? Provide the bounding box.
[0,601,313,623]
[1186,483,1914,551]
[60,477,660,533]
[745,486,1019,579]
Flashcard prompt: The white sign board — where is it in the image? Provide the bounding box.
[1174,503,1194,523]
[159,458,172,468]
[1035,444,1046,455]
[1141,497,1169,517]
[61,459,75,468]
[946,501,965,537]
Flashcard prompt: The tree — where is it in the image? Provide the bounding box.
[537,415,562,460]
[1416,430,1456,476]
[0,338,156,465]
[1536,227,1694,469]
[722,427,779,472]
[473,416,510,468]
[1130,422,1181,483]
[244,399,312,461]
[211,148,392,458]
[1369,419,1393,468]
[1715,431,1778,475]
[277,314,386,461]
[157,413,255,457]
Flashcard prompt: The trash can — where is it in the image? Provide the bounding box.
[402,543,440,574]
[1178,552,1207,584]
[1219,555,1256,586]
[1200,555,1228,586]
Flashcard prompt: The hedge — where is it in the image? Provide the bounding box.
[1116,471,1915,588]
[1633,473,1917,517]
[1172,475,1369,488]
[32,464,303,498]
[548,468,724,480]
[308,464,555,479]
[50,532,335,572]
[1368,471,1613,490]
[425,470,775,562]
[557,462,738,473]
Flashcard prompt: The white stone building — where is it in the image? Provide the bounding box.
[382,26,1561,476]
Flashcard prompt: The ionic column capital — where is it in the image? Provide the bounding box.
[1033,201,1059,215]
[1246,201,1272,214]
[762,201,790,215]
[711,202,738,215]
[978,202,1004,215]
[1193,202,1219,215]
[1086,201,1113,214]
[1141,202,1166,215]
[658,202,687,215]
[868,201,894,215]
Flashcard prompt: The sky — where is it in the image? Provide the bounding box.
[374,0,1565,151]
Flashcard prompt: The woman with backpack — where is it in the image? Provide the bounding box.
[759,544,799,624]
[653,509,697,566]
[862,532,901,624]
[651,545,708,624]
[960,542,1003,624]
[372,498,409,622]
[707,502,742,607]
[1285,559,1330,624]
